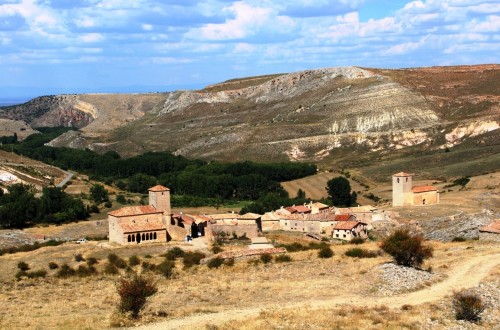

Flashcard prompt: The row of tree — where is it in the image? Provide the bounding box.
[0,184,89,229]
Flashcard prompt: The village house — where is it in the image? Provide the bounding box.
[108,185,171,245]
[332,221,368,241]
[306,201,330,214]
[392,172,439,207]
[479,220,500,242]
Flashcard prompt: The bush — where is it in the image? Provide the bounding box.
[141,261,156,272]
[116,194,127,204]
[207,257,224,269]
[345,248,379,258]
[211,245,223,254]
[452,237,467,242]
[86,257,99,266]
[380,229,433,268]
[156,260,175,279]
[17,261,30,271]
[108,253,127,269]
[318,246,334,259]
[260,253,273,264]
[57,264,76,278]
[275,254,292,263]
[453,290,485,323]
[164,247,185,260]
[74,253,85,262]
[104,263,120,275]
[15,269,47,280]
[76,265,97,277]
[224,258,235,267]
[350,237,365,245]
[48,262,59,269]
[117,275,157,319]
[182,251,205,268]
[276,242,306,252]
[129,255,141,267]
[15,270,27,280]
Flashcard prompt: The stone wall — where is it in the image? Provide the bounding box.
[206,224,259,240]
[479,232,500,242]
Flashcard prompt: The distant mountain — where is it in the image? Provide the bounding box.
[0,65,498,179]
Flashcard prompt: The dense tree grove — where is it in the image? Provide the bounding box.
[0,184,89,229]
[326,176,357,207]
[5,128,317,201]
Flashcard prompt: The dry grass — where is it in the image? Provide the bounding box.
[0,233,499,329]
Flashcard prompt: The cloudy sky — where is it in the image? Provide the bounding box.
[0,0,498,98]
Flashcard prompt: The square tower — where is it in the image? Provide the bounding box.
[392,172,413,206]
[148,185,171,215]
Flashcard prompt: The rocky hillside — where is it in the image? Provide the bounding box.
[0,65,498,175]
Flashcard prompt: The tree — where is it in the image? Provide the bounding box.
[296,189,306,199]
[380,228,433,268]
[326,176,356,206]
[90,184,109,204]
[117,275,157,318]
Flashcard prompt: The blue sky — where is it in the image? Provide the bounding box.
[0,0,498,98]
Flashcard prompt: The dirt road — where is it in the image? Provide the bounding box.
[133,251,500,330]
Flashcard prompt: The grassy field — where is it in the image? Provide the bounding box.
[0,232,499,329]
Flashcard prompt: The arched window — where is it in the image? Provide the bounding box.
[406,178,408,182]
[147,233,150,240]
[132,235,135,242]
[153,232,157,240]
[142,233,145,241]
[127,235,131,242]
[136,233,141,243]
[397,178,400,183]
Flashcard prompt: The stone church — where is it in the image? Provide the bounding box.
[108,185,172,245]
[392,172,439,207]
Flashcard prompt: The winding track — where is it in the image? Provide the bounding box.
[133,250,500,330]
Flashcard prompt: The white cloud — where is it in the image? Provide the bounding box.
[471,15,500,32]
[197,2,272,40]
[79,33,104,42]
[142,24,153,31]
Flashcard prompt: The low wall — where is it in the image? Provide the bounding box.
[479,232,500,242]
[206,224,259,240]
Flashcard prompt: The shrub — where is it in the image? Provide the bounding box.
[318,246,334,259]
[182,251,205,268]
[156,260,175,279]
[17,261,30,271]
[76,265,97,277]
[345,248,379,258]
[452,237,467,242]
[224,258,235,267]
[57,264,76,278]
[164,247,185,260]
[27,270,47,279]
[48,262,59,270]
[380,229,433,268]
[86,257,99,266]
[207,257,224,269]
[141,261,156,272]
[104,263,120,275]
[211,245,223,254]
[276,242,306,252]
[350,237,365,245]
[129,255,141,267]
[275,254,292,263]
[116,194,127,204]
[108,253,127,269]
[260,253,273,264]
[74,253,85,262]
[117,275,157,319]
[453,290,485,323]
[15,270,27,280]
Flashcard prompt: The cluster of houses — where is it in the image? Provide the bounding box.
[108,185,390,245]
[107,172,498,246]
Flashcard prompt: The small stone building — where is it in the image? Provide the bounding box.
[332,221,367,241]
[392,172,439,207]
[479,220,500,242]
[108,185,171,245]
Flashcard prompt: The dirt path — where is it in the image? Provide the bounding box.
[133,251,500,330]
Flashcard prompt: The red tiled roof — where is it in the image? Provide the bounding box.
[148,185,170,192]
[293,205,311,213]
[334,221,364,230]
[412,186,437,193]
[108,205,162,217]
[393,172,412,177]
[117,218,166,233]
[335,214,354,221]
[284,206,298,213]
[479,220,500,234]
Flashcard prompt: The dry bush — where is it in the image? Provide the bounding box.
[108,253,127,269]
[57,264,76,278]
[452,290,485,323]
[183,251,206,268]
[274,254,292,263]
[117,275,157,319]
[17,261,30,271]
[48,262,59,269]
[318,246,334,258]
[344,248,379,258]
[128,255,141,267]
[260,254,272,264]
[380,229,433,268]
[86,257,99,266]
[74,253,85,262]
[164,247,185,260]
[207,257,225,269]
[156,260,175,278]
